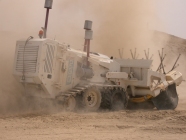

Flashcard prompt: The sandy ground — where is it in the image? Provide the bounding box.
[0,84,186,140]
[0,110,186,140]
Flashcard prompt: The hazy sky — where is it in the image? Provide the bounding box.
[0,0,186,39]
[155,0,186,39]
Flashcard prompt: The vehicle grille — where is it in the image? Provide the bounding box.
[16,45,39,73]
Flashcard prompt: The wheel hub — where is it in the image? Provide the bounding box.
[85,91,97,107]
[87,96,92,101]
[83,87,102,111]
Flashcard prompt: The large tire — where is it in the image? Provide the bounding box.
[83,87,102,111]
[152,83,178,110]
[111,89,128,111]
[100,89,112,109]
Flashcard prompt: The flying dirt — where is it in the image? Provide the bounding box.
[0,0,186,140]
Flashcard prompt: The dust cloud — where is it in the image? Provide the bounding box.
[0,0,182,114]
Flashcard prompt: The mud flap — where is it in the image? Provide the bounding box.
[152,83,178,110]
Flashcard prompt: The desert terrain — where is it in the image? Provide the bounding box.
[0,83,185,140]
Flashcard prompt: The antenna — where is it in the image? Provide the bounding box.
[158,48,166,74]
[156,48,181,74]
[130,48,138,59]
[167,54,181,73]
[118,48,123,59]
[43,0,53,38]
[156,53,166,71]
[144,48,153,60]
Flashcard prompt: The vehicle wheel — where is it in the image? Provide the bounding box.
[83,87,102,111]
[100,89,112,109]
[111,89,128,111]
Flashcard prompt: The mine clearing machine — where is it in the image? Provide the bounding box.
[13,0,183,111]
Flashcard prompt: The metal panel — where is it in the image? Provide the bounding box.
[106,72,128,79]
[115,59,152,69]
